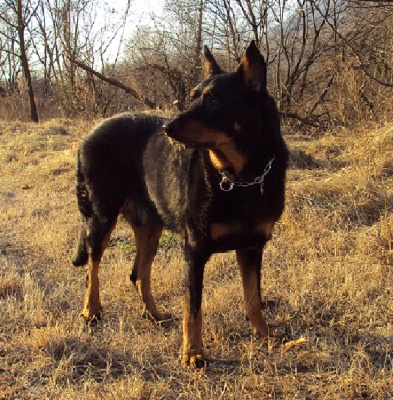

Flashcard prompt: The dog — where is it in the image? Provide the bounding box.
[72,41,288,368]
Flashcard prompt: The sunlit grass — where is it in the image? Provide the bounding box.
[0,118,392,399]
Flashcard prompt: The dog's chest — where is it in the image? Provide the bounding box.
[208,191,275,250]
[209,218,274,248]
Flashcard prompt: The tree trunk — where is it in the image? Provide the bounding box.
[17,0,39,122]
[196,0,204,71]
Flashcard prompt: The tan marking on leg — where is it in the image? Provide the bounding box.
[237,249,281,339]
[182,307,204,368]
[240,268,269,338]
[81,222,116,323]
[81,259,102,321]
[132,224,169,321]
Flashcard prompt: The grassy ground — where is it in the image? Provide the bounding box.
[0,117,392,399]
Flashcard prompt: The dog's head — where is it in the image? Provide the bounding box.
[163,41,277,175]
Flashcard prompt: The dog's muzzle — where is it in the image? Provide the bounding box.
[162,119,180,138]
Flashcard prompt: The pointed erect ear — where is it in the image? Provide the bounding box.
[238,40,267,93]
[204,45,222,78]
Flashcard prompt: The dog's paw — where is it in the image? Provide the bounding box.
[181,353,206,369]
[80,307,103,327]
[267,327,286,340]
[253,326,285,340]
[141,308,175,324]
[257,328,287,350]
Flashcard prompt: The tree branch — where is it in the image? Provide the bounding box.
[279,111,320,128]
[69,57,157,109]
[311,0,393,87]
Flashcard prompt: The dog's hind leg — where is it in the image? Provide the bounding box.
[130,223,170,322]
[81,216,117,325]
[236,247,283,340]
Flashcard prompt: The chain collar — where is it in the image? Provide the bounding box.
[218,155,275,195]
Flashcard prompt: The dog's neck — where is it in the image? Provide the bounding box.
[208,146,246,176]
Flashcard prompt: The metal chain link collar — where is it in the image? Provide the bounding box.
[218,155,275,195]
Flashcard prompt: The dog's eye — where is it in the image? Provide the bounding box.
[211,97,220,105]
[209,93,221,106]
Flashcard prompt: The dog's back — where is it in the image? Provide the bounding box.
[73,113,166,266]
[78,112,165,209]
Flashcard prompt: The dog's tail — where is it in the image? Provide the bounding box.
[75,150,93,219]
[72,150,91,267]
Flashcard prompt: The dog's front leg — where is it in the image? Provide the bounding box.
[236,247,282,340]
[181,240,209,369]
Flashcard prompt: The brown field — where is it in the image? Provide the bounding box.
[0,117,392,399]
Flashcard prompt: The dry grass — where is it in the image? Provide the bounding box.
[0,117,392,399]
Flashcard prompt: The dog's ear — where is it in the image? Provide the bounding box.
[238,40,267,93]
[204,45,222,78]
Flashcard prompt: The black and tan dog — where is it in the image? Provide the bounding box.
[72,41,288,368]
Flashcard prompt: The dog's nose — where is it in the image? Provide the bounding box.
[162,119,179,137]
[162,123,172,135]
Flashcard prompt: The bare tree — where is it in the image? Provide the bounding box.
[1,0,392,125]
[0,0,39,121]
[30,0,133,117]
[312,0,393,87]
[200,0,393,126]
[17,0,39,121]
[122,0,207,111]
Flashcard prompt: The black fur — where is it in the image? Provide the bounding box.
[72,114,165,265]
[73,41,288,368]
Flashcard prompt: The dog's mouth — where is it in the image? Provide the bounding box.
[167,136,216,149]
